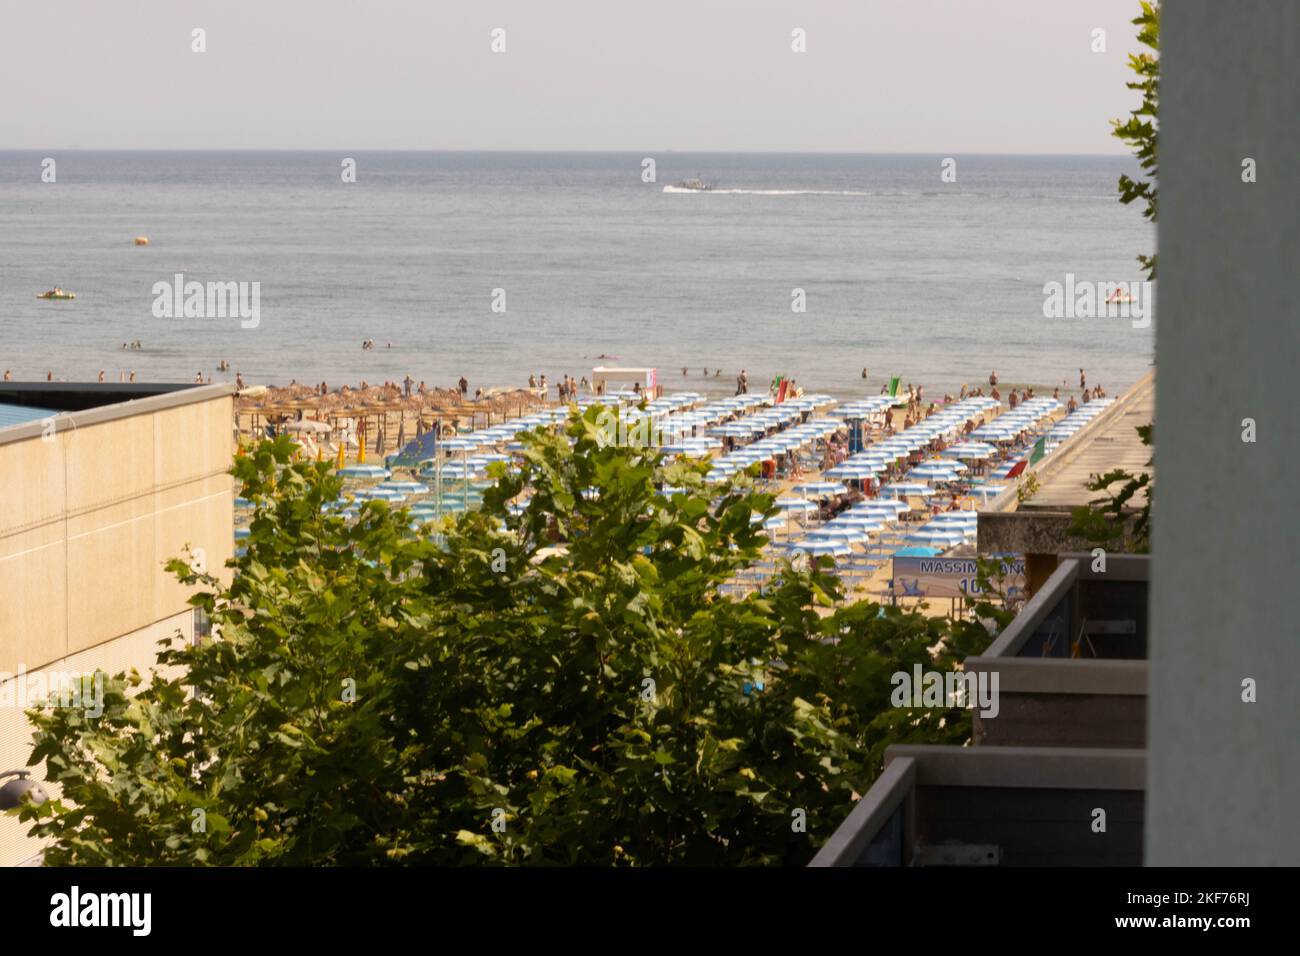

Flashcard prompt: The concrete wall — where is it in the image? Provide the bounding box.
[0,389,233,866]
[1150,1,1300,864]
[0,394,233,671]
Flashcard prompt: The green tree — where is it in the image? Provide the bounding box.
[1113,0,1160,279]
[18,414,996,865]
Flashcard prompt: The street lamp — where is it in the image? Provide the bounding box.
[0,770,48,810]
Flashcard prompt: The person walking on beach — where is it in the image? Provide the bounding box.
[97,370,105,382]
[236,373,245,389]
[861,367,868,380]
[403,375,413,398]
[989,370,998,386]
[1079,368,1086,391]
[740,369,748,394]
[458,376,468,396]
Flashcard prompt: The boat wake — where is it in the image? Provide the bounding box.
[663,185,871,196]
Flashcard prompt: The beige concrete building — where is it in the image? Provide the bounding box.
[0,383,234,865]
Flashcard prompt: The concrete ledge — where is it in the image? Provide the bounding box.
[887,744,1146,790]
[808,758,915,867]
[0,382,235,446]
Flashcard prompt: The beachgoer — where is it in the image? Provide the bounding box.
[122,343,128,351]
[1053,387,1060,399]
[989,370,998,386]
[991,387,1000,401]
[98,370,105,382]
[861,368,868,379]
[528,375,537,388]
[1079,368,1086,390]
[682,367,688,376]
[1067,395,1078,412]
[47,371,53,381]
[458,376,468,395]
[1008,391,1018,409]
[1,370,9,381]
[236,373,245,389]
[403,375,413,398]
[129,371,136,383]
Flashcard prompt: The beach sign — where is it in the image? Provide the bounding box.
[891,556,1026,600]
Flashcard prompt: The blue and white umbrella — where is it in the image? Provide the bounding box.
[338,465,391,480]
[947,442,997,460]
[775,497,818,514]
[806,526,870,544]
[786,539,852,558]
[907,528,967,546]
[882,482,935,498]
[827,515,885,532]
[791,481,848,498]
[377,481,429,495]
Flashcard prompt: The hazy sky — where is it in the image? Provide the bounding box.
[2,0,1148,152]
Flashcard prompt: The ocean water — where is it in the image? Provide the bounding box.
[0,151,1154,398]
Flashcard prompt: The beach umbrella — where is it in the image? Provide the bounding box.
[338,464,391,480]
[792,481,847,498]
[853,498,907,516]
[805,527,869,544]
[947,442,997,459]
[824,464,879,480]
[282,419,331,434]
[881,482,935,498]
[774,497,817,513]
[908,527,967,546]
[786,539,852,558]
[377,481,430,495]
[826,516,884,532]
[893,545,941,557]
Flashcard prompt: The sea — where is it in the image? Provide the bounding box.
[0,151,1154,399]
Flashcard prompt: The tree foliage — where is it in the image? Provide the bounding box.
[19,413,997,865]
[1067,423,1153,553]
[1113,0,1160,279]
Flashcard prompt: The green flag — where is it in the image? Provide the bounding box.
[1029,436,1046,464]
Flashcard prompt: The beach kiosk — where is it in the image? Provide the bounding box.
[591,367,659,399]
